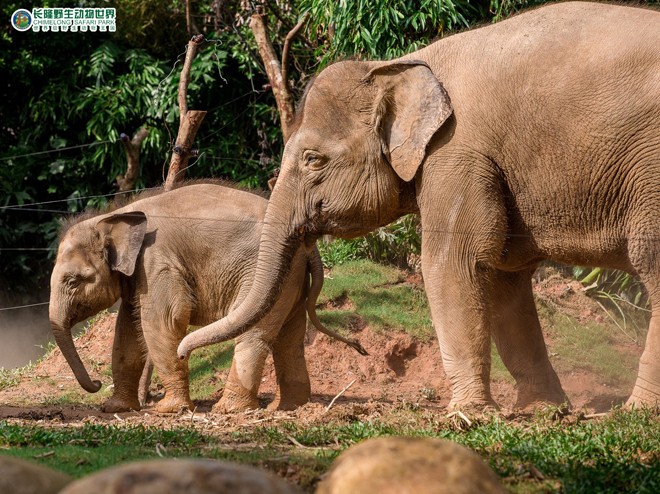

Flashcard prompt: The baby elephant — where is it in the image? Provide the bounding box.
[49,182,365,413]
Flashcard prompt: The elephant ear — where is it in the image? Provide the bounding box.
[95,211,147,276]
[364,60,453,182]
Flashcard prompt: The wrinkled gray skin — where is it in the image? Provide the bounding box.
[178,2,660,409]
[49,183,366,413]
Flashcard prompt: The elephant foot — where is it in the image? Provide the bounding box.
[267,382,311,411]
[153,394,194,414]
[515,384,569,411]
[267,397,308,411]
[626,381,660,409]
[448,391,498,412]
[447,384,497,412]
[101,395,141,413]
[213,382,259,413]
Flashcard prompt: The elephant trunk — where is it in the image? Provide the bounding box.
[50,315,102,393]
[177,193,303,359]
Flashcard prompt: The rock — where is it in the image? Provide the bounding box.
[59,458,301,494]
[0,455,72,494]
[317,437,507,494]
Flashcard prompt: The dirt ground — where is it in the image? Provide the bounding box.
[0,273,642,425]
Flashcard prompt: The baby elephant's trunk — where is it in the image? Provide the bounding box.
[50,318,102,393]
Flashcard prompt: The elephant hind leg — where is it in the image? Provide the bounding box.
[140,280,194,413]
[213,332,270,413]
[626,224,660,407]
[269,302,311,411]
[490,268,567,409]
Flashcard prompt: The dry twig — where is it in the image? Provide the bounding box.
[325,379,356,412]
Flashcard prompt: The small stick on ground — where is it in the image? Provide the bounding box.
[325,379,356,413]
[447,410,473,427]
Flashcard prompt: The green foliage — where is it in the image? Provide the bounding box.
[537,302,640,386]
[0,2,277,294]
[0,422,205,476]
[574,267,648,310]
[300,0,483,63]
[319,215,421,269]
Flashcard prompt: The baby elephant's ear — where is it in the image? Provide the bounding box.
[364,60,453,182]
[96,211,147,276]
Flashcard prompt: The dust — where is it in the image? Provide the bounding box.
[0,302,51,370]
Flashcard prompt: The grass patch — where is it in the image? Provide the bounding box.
[538,303,639,386]
[491,344,515,384]
[0,423,205,477]
[187,341,234,401]
[318,260,434,340]
[2,408,658,492]
[0,367,26,392]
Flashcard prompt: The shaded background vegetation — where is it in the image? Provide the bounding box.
[1,0,654,306]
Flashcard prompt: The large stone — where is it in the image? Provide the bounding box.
[317,437,507,494]
[0,455,72,494]
[59,458,301,494]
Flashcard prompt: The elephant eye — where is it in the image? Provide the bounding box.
[302,150,326,170]
[65,272,89,288]
[64,275,81,288]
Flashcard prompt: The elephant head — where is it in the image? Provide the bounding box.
[49,211,146,392]
[178,60,452,358]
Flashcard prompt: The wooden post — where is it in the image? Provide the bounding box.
[164,34,207,191]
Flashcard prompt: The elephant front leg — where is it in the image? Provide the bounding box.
[490,269,567,409]
[269,303,311,410]
[626,274,660,407]
[627,306,660,407]
[101,301,145,413]
[140,295,194,413]
[421,208,500,409]
[213,334,269,413]
[423,259,496,409]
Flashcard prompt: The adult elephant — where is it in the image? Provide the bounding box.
[179,2,660,409]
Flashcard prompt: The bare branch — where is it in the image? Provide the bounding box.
[281,12,309,91]
[117,127,149,192]
[250,10,308,142]
[185,0,192,35]
[165,34,207,191]
[177,34,205,128]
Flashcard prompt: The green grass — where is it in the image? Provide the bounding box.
[538,302,639,386]
[318,260,434,340]
[0,367,25,392]
[2,408,658,492]
[187,341,234,401]
[0,423,205,476]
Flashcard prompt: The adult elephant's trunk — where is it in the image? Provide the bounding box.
[50,317,102,393]
[177,192,303,359]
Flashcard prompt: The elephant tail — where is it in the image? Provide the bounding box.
[306,248,369,356]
